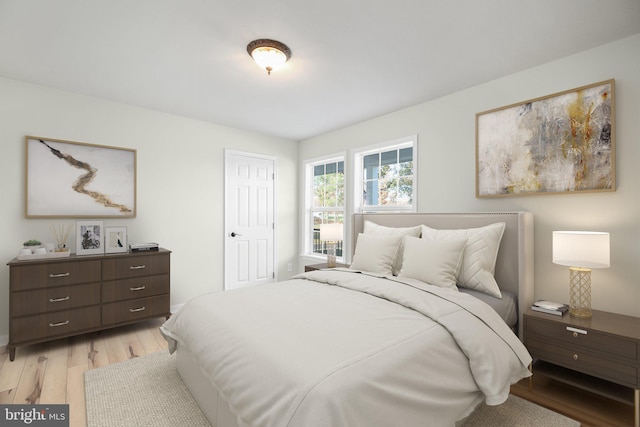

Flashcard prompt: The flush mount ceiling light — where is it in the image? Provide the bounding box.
[246,39,292,75]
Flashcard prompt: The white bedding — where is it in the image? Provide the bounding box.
[161,269,532,427]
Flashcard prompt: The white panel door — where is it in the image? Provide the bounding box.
[224,151,275,290]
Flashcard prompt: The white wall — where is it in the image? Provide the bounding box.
[0,77,299,340]
[300,34,640,318]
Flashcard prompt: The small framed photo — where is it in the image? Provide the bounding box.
[76,220,104,255]
[105,226,127,254]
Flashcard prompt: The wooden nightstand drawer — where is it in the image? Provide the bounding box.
[526,315,638,361]
[102,253,170,280]
[102,274,170,303]
[11,282,101,316]
[10,305,101,343]
[527,336,638,387]
[102,294,170,325]
[10,260,101,291]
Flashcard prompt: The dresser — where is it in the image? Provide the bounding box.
[7,249,171,361]
[524,309,640,427]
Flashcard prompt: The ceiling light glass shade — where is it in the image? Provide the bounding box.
[247,39,291,75]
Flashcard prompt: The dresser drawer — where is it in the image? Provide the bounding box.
[10,282,101,317]
[10,305,101,344]
[102,294,170,325]
[526,316,638,361]
[10,260,101,291]
[527,336,638,387]
[102,275,170,303]
[102,253,170,281]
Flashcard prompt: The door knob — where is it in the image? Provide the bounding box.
[230,232,242,237]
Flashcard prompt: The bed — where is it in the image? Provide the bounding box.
[161,212,534,427]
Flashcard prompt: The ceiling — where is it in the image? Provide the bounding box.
[1,1,639,141]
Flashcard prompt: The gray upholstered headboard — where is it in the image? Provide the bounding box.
[352,212,534,339]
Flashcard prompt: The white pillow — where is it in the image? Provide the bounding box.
[363,220,422,275]
[420,222,505,298]
[350,233,402,276]
[398,235,466,289]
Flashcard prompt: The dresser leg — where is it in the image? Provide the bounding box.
[634,388,639,427]
[9,347,15,361]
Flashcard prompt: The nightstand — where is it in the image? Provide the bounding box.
[524,309,640,427]
[304,262,348,272]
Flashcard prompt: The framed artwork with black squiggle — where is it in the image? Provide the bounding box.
[25,136,136,218]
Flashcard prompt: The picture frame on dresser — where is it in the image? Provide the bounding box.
[76,220,104,255]
[105,226,127,254]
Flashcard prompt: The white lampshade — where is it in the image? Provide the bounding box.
[552,231,610,269]
[320,223,343,242]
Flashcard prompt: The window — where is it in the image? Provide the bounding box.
[354,136,417,212]
[305,156,345,258]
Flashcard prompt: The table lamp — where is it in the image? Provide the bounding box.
[552,231,610,318]
[319,223,343,268]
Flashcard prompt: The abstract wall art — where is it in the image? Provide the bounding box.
[476,79,615,197]
[26,136,136,217]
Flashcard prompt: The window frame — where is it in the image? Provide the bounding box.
[302,153,346,261]
[351,135,418,214]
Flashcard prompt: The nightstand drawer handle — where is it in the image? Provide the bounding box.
[130,285,146,291]
[49,320,70,327]
[130,265,146,270]
[49,296,70,303]
[573,354,579,361]
[49,272,70,278]
[566,326,587,336]
[129,306,146,313]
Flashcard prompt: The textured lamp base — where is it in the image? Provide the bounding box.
[569,267,592,318]
[326,242,337,268]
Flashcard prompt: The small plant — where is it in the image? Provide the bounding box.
[23,239,42,246]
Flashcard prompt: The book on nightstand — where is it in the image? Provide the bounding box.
[531,300,569,316]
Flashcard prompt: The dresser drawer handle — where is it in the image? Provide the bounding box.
[49,296,70,303]
[130,285,146,291]
[129,306,146,313]
[49,272,70,278]
[129,265,146,270]
[566,326,587,336]
[573,354,579,361]
[49,320,70,327]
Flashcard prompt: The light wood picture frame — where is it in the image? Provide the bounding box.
[26,136,137,218]
[105,226,128,254]
[476,79,615,197]
[76,220,104,255]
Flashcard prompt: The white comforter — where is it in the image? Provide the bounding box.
[160,269,532,427]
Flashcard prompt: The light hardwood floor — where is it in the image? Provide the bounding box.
[2,319,635,427]
[0,318,168,427]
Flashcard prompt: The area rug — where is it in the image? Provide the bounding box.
[85,351,578,427]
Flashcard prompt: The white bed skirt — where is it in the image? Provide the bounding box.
[177,344,480,427]
[177,346,240,427]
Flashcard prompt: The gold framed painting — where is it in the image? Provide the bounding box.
[476,79,615,197]
[25,136,137,218]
